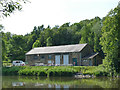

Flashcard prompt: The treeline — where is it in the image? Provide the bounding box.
[1,3,120,76]
[2,16,103,61]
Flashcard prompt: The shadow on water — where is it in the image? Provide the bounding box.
[2,76,120,89]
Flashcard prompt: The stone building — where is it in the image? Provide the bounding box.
[25,43,102,66]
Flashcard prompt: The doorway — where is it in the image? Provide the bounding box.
[55,55,60,65]
[72,58,77,66]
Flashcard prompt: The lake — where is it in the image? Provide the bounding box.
[2,76,120,89]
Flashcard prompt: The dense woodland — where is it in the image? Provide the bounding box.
[1,1,120,76]
[1,17,103,61]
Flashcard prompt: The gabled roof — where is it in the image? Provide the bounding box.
[26,43,88,55]
[82,53,99,59]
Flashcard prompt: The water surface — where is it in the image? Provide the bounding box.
[2,76,120,89]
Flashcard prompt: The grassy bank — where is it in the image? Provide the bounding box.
[2,65,108,77]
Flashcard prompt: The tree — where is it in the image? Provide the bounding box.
[0,0,28,18]
[91,20,102,52]
[0,0,28,62]
[79,25,89,44]
[100,5,120,76]
[32,40,41,48]
[46,37,52,46]
[0,25,4,30]
[8,35,26,61]
[2,32,8,61]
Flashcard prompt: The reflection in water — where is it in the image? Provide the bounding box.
[35,83,44,86]
[12,82,25,87]
[55,84,60,90]
[2,76,120,89]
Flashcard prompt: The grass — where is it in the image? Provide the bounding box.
[2,65,108,77]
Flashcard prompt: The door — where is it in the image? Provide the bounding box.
[73,58,77,66]
[55,55,60,65]
[63,55,69,65]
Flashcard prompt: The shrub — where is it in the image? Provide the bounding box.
[2,65,109,77]
[2,66,25,75]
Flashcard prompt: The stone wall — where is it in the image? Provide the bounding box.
[25,45,102,66]
[26,53,73,65]
[92,55,102,66]
[81,59,93,66]
[80,44,94,58]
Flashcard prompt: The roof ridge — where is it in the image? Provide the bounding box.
[34,43,88,49]
[26,43,88,55]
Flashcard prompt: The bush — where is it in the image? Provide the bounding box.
[2,66,25,75]
[2,65,109,77]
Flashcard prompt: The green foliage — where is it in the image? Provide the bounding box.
[18,66,48,76]
[100,5,120,76]
[84,65,108,76]
[32,40,41,48]
[18,66,78,77]
[47,66,77,76]
[2,60,11,67]
[1,32,10,61]
[2,17,103,63]
[2,3,120,76]
[2,66,25,75]
[3,66,108,77]
[8,35,27,61]
[0,0,28,18]
[46,37,52,46]
[79,17,102,53]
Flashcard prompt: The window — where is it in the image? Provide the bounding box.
[40,55,45,59]
[34,55,38,60]
[48,55,52,60]
[55,55,60,65]
[63,55,69,65]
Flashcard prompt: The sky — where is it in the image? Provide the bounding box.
[1,0,120,35]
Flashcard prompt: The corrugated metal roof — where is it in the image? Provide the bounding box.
[26,43,88,55]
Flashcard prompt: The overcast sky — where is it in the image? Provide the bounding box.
[1,0,120,35]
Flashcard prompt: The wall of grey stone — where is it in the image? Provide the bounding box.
[69,53,72,64]
[27,53,74,65]
[81,45,93,58]
[26,45,99,66]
